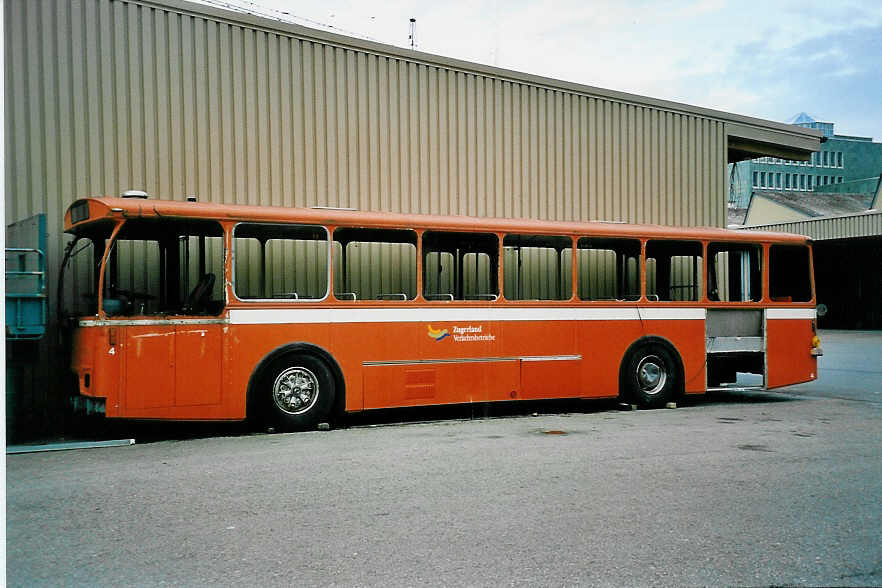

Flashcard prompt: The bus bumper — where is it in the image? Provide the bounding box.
[70,394,106,416]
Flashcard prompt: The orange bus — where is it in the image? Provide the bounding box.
[61,194,822,431]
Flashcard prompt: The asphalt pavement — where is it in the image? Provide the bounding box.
[6,330,881,587]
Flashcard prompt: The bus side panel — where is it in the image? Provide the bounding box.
[334,321,425,411]
[499,319,575,358]
[576,321,644,398]
[123,325,175,410]
[362,361,521,408]
[358,320,514,409]
[766,318,817,388]
[174,325,223,408]
[501,320,579,399]
[642,319,707,395]
[227,322,334,418]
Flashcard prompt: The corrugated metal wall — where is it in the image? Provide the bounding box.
[5,0,727,285]
[5,0,730,438]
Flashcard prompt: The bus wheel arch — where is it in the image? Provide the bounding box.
[618,336,684,408]
[247,342,346,431]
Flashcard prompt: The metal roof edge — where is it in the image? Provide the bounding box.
[739,209,882,231]
[137,0,821,143]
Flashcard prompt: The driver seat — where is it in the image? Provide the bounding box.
[184,273,215,314]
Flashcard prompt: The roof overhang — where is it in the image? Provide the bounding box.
[727,122,824,163]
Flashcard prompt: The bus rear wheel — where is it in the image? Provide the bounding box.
[261,353,335,432]
[622,343,679,408]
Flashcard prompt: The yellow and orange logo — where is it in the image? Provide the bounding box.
[427,324,450,341]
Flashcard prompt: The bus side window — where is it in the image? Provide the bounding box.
[503,234,572,301]
[422,231,498,301]
[577,237,640,301]
[769,245,812,302]
[233,223,329,301]
[707,243,762,302]
[645,240,703,302]
[333,228,417,301]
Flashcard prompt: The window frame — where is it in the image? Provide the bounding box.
[231,222,331,303]
[332,226,419,302]
[644,239,704,303]
[502,233,574,302]
[421,230,500,303]
[768,244,814,303]
[706,241,763,304]
[575,236,642,302]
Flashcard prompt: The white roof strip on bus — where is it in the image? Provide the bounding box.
[765,308,816,320]
[228,307,706,325]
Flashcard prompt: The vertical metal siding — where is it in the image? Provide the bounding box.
[742,212,882,241]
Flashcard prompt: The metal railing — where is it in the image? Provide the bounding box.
[5,247,47,340]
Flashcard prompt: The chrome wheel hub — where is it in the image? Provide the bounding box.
[272,367,319,415]
[636,355,667,395]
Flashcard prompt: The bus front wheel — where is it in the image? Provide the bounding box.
[261,353,335,432]
[622,343,679,408]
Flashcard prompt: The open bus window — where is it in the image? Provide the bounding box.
[422,231,499,301]
[234,223,329,301]
[333,228,417,301]
[769,245,812,302]
[504,234,572,301]
[60,238,98,317]
[104,219,224,315]
[708,243,762,302]
[646,240,703,301]
[577,238,640,301]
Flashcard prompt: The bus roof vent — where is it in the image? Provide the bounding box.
[121,190,148,199]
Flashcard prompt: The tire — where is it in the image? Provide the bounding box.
[260,353,335,432]
[622,343,679,408]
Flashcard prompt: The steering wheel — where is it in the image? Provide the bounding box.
[111,288,156,300]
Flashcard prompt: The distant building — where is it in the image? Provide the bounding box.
[744,186,878,225]
[728,113,882,209]
[739,176,881,329]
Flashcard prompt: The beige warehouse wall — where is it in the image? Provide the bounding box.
[5,0,727,282]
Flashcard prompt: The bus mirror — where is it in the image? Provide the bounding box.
[816,303,827,317]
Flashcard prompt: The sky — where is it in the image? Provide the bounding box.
[200,0,882,140]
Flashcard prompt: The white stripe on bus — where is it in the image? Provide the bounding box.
[766,308,816,320]
[228,306,706,325]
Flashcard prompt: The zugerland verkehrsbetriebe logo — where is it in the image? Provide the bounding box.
[427,324,495,342]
